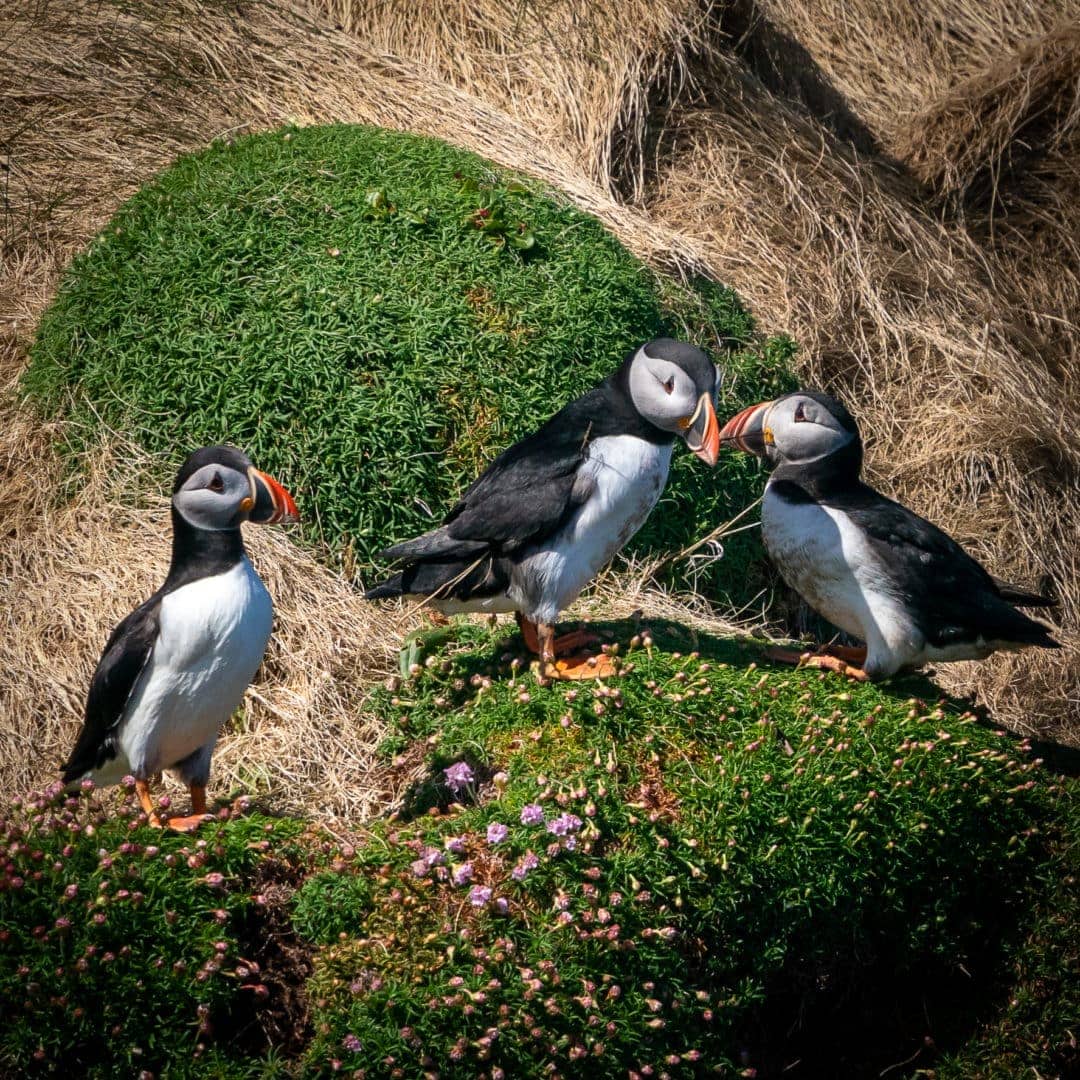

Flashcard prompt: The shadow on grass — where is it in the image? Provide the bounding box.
[403,613,947,697]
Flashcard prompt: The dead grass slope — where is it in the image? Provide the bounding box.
[755,0,1080,147]
[648,66,1079,733]
[320,0,1079,736]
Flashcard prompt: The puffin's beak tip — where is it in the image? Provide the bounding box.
[688,393,721,465]
[718,400,772,456]
[250,468,300,525]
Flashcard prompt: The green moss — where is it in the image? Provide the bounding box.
[0,793,306,1077]
[932,784,1080,1080]
[2,634,1074,1076]
[292,622,1071,1077]
[23,123,794,601]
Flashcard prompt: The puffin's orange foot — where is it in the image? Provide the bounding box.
[518,616,600,658]
[818,643,868,666]
[764,646,868,682]
[161,812,215,833]
[551,628,602,655]
[805,653,868,682]
[540,652,618,681]
[425,609,450,627]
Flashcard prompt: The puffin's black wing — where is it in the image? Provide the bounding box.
[381,391,605,562]
[62,598,161,783]
[841,488,1059,649]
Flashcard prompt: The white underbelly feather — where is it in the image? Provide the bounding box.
[116,559,273,777]
[513,436,673,622]
[762,486,922,677]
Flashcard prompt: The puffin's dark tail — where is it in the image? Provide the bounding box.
[380,527,487,562]
[365,556,506,603]
[995,605,1061,650]
[364,573,406,601]
[993,576,1057,609]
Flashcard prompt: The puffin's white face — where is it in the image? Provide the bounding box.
[172,449,300,532]
[627,341,721,464]
[174,463,256,531]
[763,394,857,465]
[718,391,859,467]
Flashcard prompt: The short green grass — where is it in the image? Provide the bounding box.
[0,792,308,1078]
[5,625,1072,1077]
[295,621,1072,1077]
[23,123,795,600]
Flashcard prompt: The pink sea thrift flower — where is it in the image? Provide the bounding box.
[443,762,475,793]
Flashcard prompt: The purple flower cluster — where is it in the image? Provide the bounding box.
[443,762,475,793]
[409,846,445,878]
[546,813,582,837]
[511,850,540,881]
[520,803,544,826]
[486,821,508,845]
[469,885,492,907]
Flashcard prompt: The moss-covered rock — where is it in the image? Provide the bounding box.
[24,123,794,598]
[291,622,1068,1077]
[1,628,1075,1077]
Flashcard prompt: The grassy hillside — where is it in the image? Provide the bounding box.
[23,122,793,600]
[2,625,1075,1077]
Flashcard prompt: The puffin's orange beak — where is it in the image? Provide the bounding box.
[248,468,300,525]
[718,401,772,456]
[684,392,720,466]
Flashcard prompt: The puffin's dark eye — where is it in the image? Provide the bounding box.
[207,471,225,493]
[662,376,675,395]
[793,401,809,423]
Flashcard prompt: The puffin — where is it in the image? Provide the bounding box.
[61,446,299,830]
[718,391,1059,681]
[365,338,721,679]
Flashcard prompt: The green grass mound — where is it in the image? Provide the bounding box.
[0,797,309,1078]
[24,123,794,596]
[296,623,1072,1077]
[3,624,1074,1078]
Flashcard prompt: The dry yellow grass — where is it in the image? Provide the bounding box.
[0,0,709,813]
[307,0,713,199]
[755,0,1079,146]
[1,0,1077,821]
[323,0,1078,735]
[646,58,1079,734]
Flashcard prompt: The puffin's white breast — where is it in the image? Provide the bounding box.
[762,484,921,677]
[115,558,273,778]
[514,435,673,622]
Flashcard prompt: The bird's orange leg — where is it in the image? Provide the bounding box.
[819,643,868,666]
[765,645,869,682]
[517,614,601,658]
[535,621,617,681]
[135,778,160,825]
